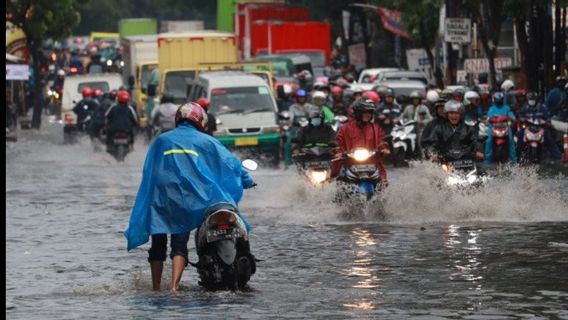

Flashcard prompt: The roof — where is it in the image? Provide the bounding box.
[122,35,158,42]
[158,31,235,39]
[376,79,426,88]
[198,71,268,88]
[360,68,401,75]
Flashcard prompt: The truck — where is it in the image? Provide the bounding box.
[160,20,204,33]
[157,31,238,103]
[119,18,157,37]
[235,2,310,60]
[120,35,158,108]
[250,21,331,66]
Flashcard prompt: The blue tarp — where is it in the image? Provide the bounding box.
[124,123,254,251]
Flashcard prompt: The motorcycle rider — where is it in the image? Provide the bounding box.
[423,100,484,162]
[196,97,217,136]
[516,92,562,161]
[124,102,256,292]
[330,85,348,116]
[277,84,294,112]
[87,90,116,144]
[311,90,335,124]
[484,91,517,164]
[420,98,448,155]
[501,79,517,108]
[546,76,567,117]
[72,87,99,131]
[105,90,138,151]
[289,89,314,126]
[292,108,336,155]
[425,89,440,114]
[453,88,465,104]
[375,88,401,135]
[333,98,391,186]
[151,92,178,134]
[402,90,432,154]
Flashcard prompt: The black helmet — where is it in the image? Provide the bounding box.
[526,91,538,101]
[160,92,174,104]
[353,98,376,120]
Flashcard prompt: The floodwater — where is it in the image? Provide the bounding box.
[6,119,568,319]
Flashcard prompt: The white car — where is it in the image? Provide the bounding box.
[353,68,401,91]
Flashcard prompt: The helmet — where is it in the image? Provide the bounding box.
[117,90,130,104]
[331,86,343,96]
[175,102,208,131]
[312,90,327,100]
[493,92,504,104]
[313,81,326,90]
[434,98,448,108]
[94,89,104,97]
[161,92,175,104]
[362,91,380,104]
[81,87,93,98]
[464,91,480,105]
[353,98,376,117]
[196,97,210,111]
[444,100,464,114]
[426,90,440,103]
[409,90,422,99]
[296,89,307,98]
[441,88,454,99]
[384,87,395,98]
[501,79,515,92]
[453,88,465,98]
[57,69,65,76]
[283,84,292,95]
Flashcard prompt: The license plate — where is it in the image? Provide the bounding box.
[235,137,258,146]
[114,138,128,144]
[451,159,473,168]
[352,164,376,172]
[206,228,240,242]
[305,161,329,168]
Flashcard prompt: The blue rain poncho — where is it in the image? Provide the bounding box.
[125,123,255,251]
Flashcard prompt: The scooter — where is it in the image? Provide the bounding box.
[336,147,384,201]
[292,145,336,186]
[519,117,546,164]
[439,149,488,188]
[489,115,512,163]
[108,131,131,162]
[192,160,258,291]
[391,119,418,167]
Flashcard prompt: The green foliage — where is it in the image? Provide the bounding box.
[7,0,81,42]
[394,0,443,47]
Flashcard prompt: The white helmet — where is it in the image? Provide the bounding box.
[501,79,515,92]
[312,90,327,99]
[57,69,65,76]
[444,100,464,114]
[283,84,292,95]
[464,91,480,105]
[426,90,440,103]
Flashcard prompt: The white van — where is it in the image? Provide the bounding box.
[187,71,281,164]
[61,73,123,136]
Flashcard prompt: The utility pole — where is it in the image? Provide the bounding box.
[445,0,457,85]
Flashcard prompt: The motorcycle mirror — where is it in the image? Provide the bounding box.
[242,159,258,171]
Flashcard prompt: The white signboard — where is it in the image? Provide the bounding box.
[6,64,30,80]
[406,48,434,84]
[444,18,471,43]
[463,58,513,73]
[348,43,367,70]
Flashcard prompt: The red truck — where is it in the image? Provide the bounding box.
[249,21,331,66]
[234,2,311,60]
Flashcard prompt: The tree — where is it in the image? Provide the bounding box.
[395,0,445,88]
[7,0,81,129]
[464,0,506,89]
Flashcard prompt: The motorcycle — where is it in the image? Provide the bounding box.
[390,119,418,167]
[550,116,568,161]
[336,147,384,201]
[193,160,258,291]
[439,149,488,188]
[292,145,336,186]
[519,117,546,164]
[489,115,512,163]
[108,131,131,162]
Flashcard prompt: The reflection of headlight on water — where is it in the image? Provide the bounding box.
[308,170,328,185]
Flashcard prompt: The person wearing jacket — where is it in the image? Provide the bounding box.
[151,93,178,134]
[333,98,391,185]
[311,90,335,124]
[292,108,336,154]
[124,102,255,291]
[105,90,138,149]
[374,88,401,135]
[422,100,484,162]
[420,98,448,156]
[484,91,517,164]
[516,92,562,161]
[73,87,99,131]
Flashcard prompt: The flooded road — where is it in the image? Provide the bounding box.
[6,120,568,319]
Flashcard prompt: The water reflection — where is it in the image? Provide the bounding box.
[343,228,381,310]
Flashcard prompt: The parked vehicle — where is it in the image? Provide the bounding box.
[354,68,401,91]
[390,119,418,167]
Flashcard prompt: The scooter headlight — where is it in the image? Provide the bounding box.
[106,59,112,66]
[349,148,374,162]
[442,164,449,172]
[308,169,328,185]
[467,175,478,184]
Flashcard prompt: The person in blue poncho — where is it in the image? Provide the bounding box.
[484,91,517,164]
[125,102,256,291]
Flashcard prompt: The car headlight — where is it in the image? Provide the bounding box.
[349,148,374,162]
